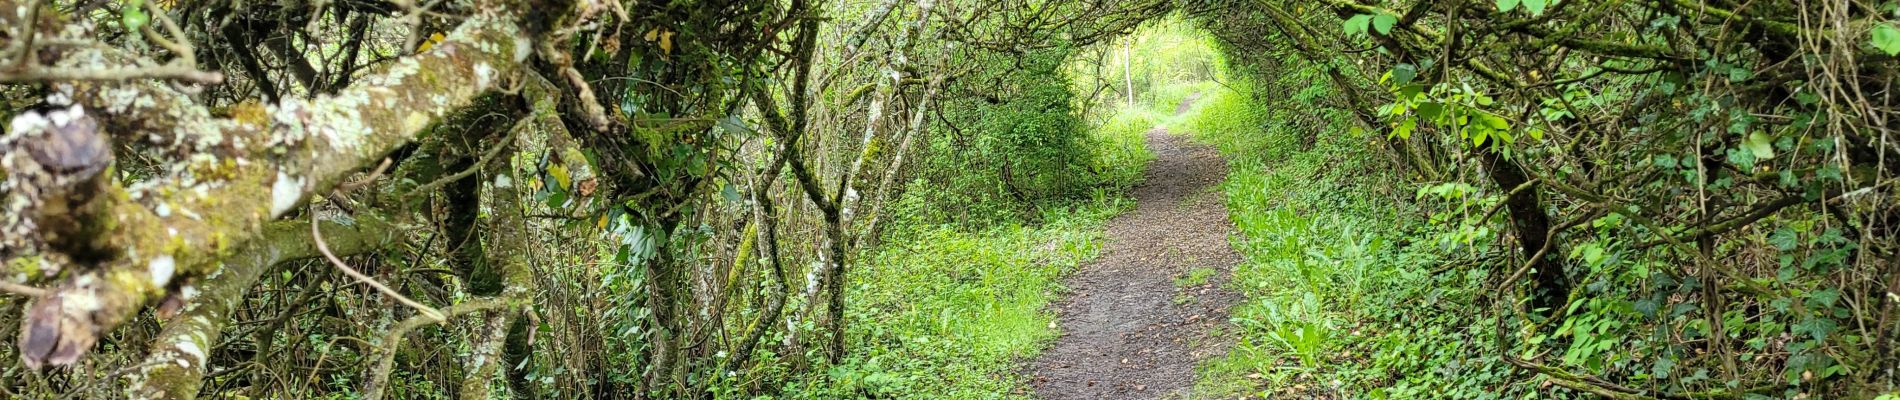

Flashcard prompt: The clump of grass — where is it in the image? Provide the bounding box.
[1175,267,1217,287]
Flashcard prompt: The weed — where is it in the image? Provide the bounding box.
[1175,267,1216,288]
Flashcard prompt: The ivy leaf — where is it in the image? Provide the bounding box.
[1372,14,1398,35]
[1873,23,1900,56]
[1769,228,1799,251]
[1808,289,1840,308]
[1745,132,1776,160]
[1794,317,1836,342]
[1652,357,1677,379]
[1497,0,1521,12]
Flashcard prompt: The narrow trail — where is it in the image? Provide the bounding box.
[1030,95,1243,399]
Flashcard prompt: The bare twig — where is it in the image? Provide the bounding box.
[311,210,444,322]
[0,63,223,84]
[144,0,195,67]
[0,280,48,297]
[10,0,42,70]
[335,157,394,194]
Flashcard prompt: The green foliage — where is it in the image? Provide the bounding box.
[1181,68,1523,399]
[1873,23,1900,55]
[1380,79,1524,148]
[718,34,1182,398]
[1343,13,1396,37]
[1496,0,1549,15]
[1067,18,1222,116]
[1190,0,1900,395]
[740,198,1128,399]
[1089,107,1160,191]
[893,47,1145,229]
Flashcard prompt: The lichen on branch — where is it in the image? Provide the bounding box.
[6,10,536,368]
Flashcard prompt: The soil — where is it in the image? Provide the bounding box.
[1030,94,1243,400]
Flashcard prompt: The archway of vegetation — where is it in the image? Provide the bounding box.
[1,0,1897,399]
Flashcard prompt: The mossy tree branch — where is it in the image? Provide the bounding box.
[4,1,538,368]
[127,214,399,400]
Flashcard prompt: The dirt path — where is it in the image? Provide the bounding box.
[1030,96,1243,399]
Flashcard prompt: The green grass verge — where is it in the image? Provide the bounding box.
[744,98,1160,399]
[1174,80,1520,399]
[762,204,1117,399]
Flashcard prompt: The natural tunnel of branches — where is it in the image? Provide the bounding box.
[0,0,1896,398]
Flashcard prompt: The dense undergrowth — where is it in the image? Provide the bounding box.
[746,121,1152,399]
[727,21,1241,397]
[754,204,1114,399]
[1178,67,1532,398]
[1184,2,1900,393]
[726,69,1167,400]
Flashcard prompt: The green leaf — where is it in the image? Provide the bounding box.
[1808,289,1840,308]
[1416,102,1444,119]
[122,6,149,32]
[1372,14,1398,35]
[1769,228,1800,251]
[1580,245,1604,266]
[1390,63,1417,85]
[1794,317,1836,341]
[1873,23,1900,56]
[1398,83,1427,99]
[1524,0,1549,15]
[1343,14,1373,36]
[1745,132,1776,159]
[1497,0,1521,12]
[716,116,755,135]
[1480,113,1510,129]
[720,183,742,203]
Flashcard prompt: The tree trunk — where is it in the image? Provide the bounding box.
[1480,149,1568,313]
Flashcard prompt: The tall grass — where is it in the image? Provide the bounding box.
[761,208,1113,399]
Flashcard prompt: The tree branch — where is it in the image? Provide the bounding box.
[9,9,536,368]
[126,215,397,400]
